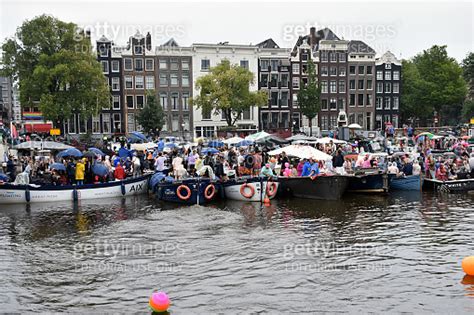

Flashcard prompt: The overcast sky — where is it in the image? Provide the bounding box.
[1,0,472,61]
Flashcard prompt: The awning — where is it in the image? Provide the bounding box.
[24,123,53,133]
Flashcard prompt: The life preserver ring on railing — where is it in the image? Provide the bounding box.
[204,184,216,200]
[240,183,255,199]
[177,185,192,200]
[266,181,277,198]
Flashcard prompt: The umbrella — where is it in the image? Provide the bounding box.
[49,162,66,171]
[286,134,317,142]
[202,148,219,155]
[415,132,434,140]
[348,123,362,129]
[92,164,109,177]
[88,147,105,156]
[267,145,332,161]
[235,140,254,147]
[57,147,83,158]
[208,140,224,148]
[129,131,147,141]
[118,147,132,158]
[245,131,270,141]
[83,151,97,158]
[14,141,74,151]
[223,136,244,145]
[315,137,347,144]
[164,142,179,149]
[0,173,10,181]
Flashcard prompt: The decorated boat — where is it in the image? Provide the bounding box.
[0,174,151,204]
[346,168,392,193]
[390,174,423,191]
[222,177,279,202]
[422,178,474,193]
[278,175,349,200]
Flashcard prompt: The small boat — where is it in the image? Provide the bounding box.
[347,168,392,193]
[0,174,151,204]
[222,177,279,202]
[390,174,423,191]
[151,174,223,204]
[423,178,474,193]
[278,175,349,200]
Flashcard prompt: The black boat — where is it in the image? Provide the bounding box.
[278,175,349,200]
[423,178,474,193]
[346,168,392,193]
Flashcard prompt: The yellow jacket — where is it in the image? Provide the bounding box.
[75,161,85,180]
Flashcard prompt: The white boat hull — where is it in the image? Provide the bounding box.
[224,180,279,202]
[0,176,150,204]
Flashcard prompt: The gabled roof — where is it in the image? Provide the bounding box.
[317,28,340,41]
[160,38,180,47]
[348,40,375,54]
[291,27,341,55]
[97,35,111,43]
[256,38,280,49]
[376,51,401,65]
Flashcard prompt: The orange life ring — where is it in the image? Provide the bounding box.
[176,185,191,200]
[266,181,277,198]
[204,184,216,200]
[240,183,255,199]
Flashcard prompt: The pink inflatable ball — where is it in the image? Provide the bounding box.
[149,291,170,313]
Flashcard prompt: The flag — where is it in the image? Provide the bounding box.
[10,122,18,139]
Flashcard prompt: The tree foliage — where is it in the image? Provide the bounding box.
[192,59,267,127]
[462,52,474,98]
[297,61,321,135]
[1,15,109,126]
[137,91,165,134]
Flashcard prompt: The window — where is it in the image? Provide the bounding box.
[321,115,328,130]
[338,81,346,93]
[321,99,328,110]
[338,53,346,62]
[350,80,356,90]
[385,82,391,93]
[358,94,364,106]
[159,60,168,69]
[134,45,143,55]
[321,52,328,62]
[171,93,179,110]
[170,59,179,70]
[201,59,210,71]
[292,63,300,74]
[339,67,346,76]
[384,97,391,109]
[125,76,133,89]
[292,77,300,89]
[112,95,120,110]
[393,82,399,93]
[92,116,100,134]
[367,94,373,106]
[240,60,249,69]
[376,82,383,93]
[68,117,76,134]
[135,76,144,89]
[349,113,355,124]
[135,58,143,71]
[302,64,308,74]
[182,60,190,70]
[99,45,108,57]
[376,70,383,80]
[358,80,364,90]
[393,97,399,109]
[261,59,269,70]
[358,65,364,75]
[376,97,383,109]
[330,98,337,110]
[146,76,155,90]
[292,94,298,107]
[385,71,391,80]
[330,53,337,62]
[113,113,121,133]
[79,117,87,134]
[160,93,168,110]
[321,81,328,93]
[357,114,364,127]
[202,109,211,120]
[111,77,120,91]
[330,81,337,93]
[366,66,373,75]
[301,54,308,61]
[321,66,328,76]
[124,58,133,71]
[182,73,189,87]
[393,71,400,80]
[330,66,337,76]
[367,79,373,90]
[126,95,134,109]
[349,94,356,107]
[145,59,154,71]
[159,74,168,86]
[338,98,345,110]
[349,66,356,75]
[392,115,399,128]
[111,60,119,72]
[102,113,110,134]
[270,91,278,106]
[271,60,279,71]
[270,74,278,87]
[170,73,179,86]
[182,93,190,111]
[261,74,269,87]
[281,73,289,87]
[136,95,144,109]
[281,91,289,107]
[127,113,136,132]
[101,61,109,73]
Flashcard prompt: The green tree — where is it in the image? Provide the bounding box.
[137,91,165,135]
[1,15,109,129]
[297,62,321,136]
[462,52,474,99]
[192,59,267,127]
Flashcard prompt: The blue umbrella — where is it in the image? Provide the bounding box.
[57,148,83,158]
[202,147,219,155]
[208,140,224,148]
[235,140,254,147]
[0,173,9,181]
[118,147,132,158]
[130,131,147,141]
[92,164,109,177]
[49,162,66,171]
[88,147,105,156]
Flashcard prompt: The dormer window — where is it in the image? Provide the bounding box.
[134,45,143,55]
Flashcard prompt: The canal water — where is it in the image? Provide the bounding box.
[1,192,473,313]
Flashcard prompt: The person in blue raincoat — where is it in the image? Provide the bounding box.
[301,159,312,177]
[157,138,165,152]
[309,160,320,177]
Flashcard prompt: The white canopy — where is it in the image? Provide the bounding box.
[14,141,73,150]
[245,131,270,141]
[315,137,347,144]
[267,145,332,161]
[348,123,362,129]
[131,142,158,151]
[286,134,317,142]
[223,136,244,145]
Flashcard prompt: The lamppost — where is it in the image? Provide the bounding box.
[292,120,296,135]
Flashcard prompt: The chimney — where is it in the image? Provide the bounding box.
[309,27,316,48]
[146,32,152,51]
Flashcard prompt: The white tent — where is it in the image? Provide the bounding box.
[131,142,158,151]
[245,131,270,141]
[14,141,73,150]
[348,123,362,129]
[267,145,332,161]
[223,136,244,145]
[315,137,347,145]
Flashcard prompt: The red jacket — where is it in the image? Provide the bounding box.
[114,165,125,180]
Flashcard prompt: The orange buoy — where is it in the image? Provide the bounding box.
[462,256,474,276]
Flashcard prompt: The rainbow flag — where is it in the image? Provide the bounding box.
[23,112,43,120]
